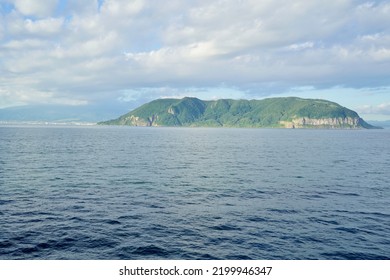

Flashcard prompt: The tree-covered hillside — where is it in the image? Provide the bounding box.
[99,97,377,129]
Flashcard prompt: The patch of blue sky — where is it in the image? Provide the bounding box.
[55,0,68,16]
[53,0,105,15]
[98,0,105,11]
[0,2,14,14]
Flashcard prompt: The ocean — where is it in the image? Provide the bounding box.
[0,125,389,260]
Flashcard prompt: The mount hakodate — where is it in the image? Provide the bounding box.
[99,97,378,129]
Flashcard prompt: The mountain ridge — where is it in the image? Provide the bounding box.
[99,97,379,129]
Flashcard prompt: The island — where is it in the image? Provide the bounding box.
[99,97,379,129]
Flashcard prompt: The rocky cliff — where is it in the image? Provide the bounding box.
[280,117,367,128]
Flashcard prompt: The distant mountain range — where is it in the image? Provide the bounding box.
[0,103,130,123]
[99,97,380,129]
[368,120,390,128]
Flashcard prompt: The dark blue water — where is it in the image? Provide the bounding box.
[0,125,389,260]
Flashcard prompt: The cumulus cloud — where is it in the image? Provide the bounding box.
[0,0,390,109]
[357,103,390,115]
[101,0,145,16]
[11,0,58,18]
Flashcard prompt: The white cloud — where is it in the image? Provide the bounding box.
[12,0,58,18]
[101,0,145,16]
[287,42,315,51]
[5,13,64,38]
[3,39,47,50]
[370,48,390,61]
[357,103,390,115]
[0,0,390,109]
[66,0,99,16]
[24,17,64,35]
[56,31,119,58]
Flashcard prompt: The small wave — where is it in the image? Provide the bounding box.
[321,251,390,260]
[207,193,236,199]
[60,236,119,251]
[365,171,384,175]
[247,216,269,223]
[36,240,59,250]
[280,235,304,244]
[69,216,84,222]
[0,199,13,205]
[335,210,390,219]
[131,181,152,185]
[20,247,39,254]
[94,238,118,249]
[49,237,74,249]
[303,236,324,243]
[118,214,143,220]
[267,208,299,214]
[0,240,14,249]
[308,217,339,225]
[133,245,169,257]
[105,219,121,225]
[209,224,241,231]
[225,254,252,260]
[327,190,360,197]
[176,228,201,238]
[359,211,390,219]
[48,177,64,182]
[332,159,348,164]
[70,205,85,210]
[148,204,165,209]
[300,194,326,199]
[11,238,75,258]
[335,227,360,234]
[196,253,219,260]
[249,242,274,250]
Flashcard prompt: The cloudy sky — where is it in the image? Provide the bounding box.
[1,0,390,120]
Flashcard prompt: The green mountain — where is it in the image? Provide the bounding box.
[99,97,378,129]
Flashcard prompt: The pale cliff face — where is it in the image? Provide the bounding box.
[121,115,159,126]
[125,116,366,128]
[120,115,149,126]
[280,117,362,128]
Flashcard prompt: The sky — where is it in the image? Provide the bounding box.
[0,0,390,120]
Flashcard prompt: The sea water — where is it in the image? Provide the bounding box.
[0,125,389,259]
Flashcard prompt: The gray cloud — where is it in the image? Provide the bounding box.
[0,0,390,108]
